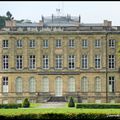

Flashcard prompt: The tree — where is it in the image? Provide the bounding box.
[68,97,75,107]
[22,98,30,108]
[6,11,12,20]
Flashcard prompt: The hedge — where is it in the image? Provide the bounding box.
[76,103,120,109]
[0,104,22,109]
[0,113,120,120]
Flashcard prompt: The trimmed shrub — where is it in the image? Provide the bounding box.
[76,103,120,109]
[0,104,22,109]
[22,98,30,108]
[68,97,75,107]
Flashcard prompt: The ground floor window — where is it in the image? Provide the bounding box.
[2,100,8,104]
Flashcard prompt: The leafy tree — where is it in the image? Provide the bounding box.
[22,98,30,108]
[6,11,12,20]
[68,97,75,107]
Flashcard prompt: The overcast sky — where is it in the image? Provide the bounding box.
[0,1,120,25]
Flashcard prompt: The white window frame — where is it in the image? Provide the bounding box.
[56,39,62,48]
[41,77,49,92]
[3,55,9,70]
[95,39,101,48]
[109,39,115,48]
[29,77,36,93]
[16,40,22,48]
[2,77,8,93]
[3,40,8,48]
[43,55,49,69]
[81,77,88,92]
[68,77,75,92]
[29,40,35,48]
[68,55,75,69]
[55,55,62,69]
[16,55,23,70]
[68,39,75,48]
[95,77,101,92]
[82,55,88,69]
[43,40,48,48]
[29,55,36,69]
[109,76,115,93]
[95,55,101,69]
[16,77,22,93]
[82,39,88,48]
[109,55,115,69]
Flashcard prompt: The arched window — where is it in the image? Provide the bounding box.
[41,77,49,92]
[16,77,22,92]
[68,77,75,92]
[29,77,36,92]
[81,77,88,92]
[95,77,101,92]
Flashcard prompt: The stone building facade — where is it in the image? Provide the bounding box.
[0,15,120,104]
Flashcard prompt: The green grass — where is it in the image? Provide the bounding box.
[0,108,120,116]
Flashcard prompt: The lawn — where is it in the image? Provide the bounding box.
[0,108,120,116]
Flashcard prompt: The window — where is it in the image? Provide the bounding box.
[95,39,101,48]
[68,77,75,92]
[29,55,36,69]
[82,39,88,48]
[16,55,23,70]
[110,100,115,103]
[41,77,49,92]
[109,76,115,93]
[81,77,88,92]
[109,55,115,69]
[109,39,115,48]
[43,55,49,69]
[68,55,75,69]
[55,55,62,69]
[15,77,22,93]
[16,40,22,48]
[2,77,8,93]
[3,100,8,104]
[68,39,75,48]
[82,99,88,103]
[3,55,8,70]
[82,55,88,69]
[29,77,36,92]
[56,39,61,48]
[95,55,101,69]
[3,40,8,48]
[43,40,48,48]
[29,40,35,48]
[95,77,101,92]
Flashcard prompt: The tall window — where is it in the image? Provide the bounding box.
[68,77,75,92]
[95,77,101,92]
[82,55,88,69]
[29,55,36,69]
[41,77,49,92]
[68,39,75,48]
[55,55,62,69]
[29,40,35,48]
[2,77,8,93]
[29,77,36,92]
[109,55,115,69]
[16,55,23,70]
[56,39,61,48]
[82,39,88,48]
[109,76,115,92]
[109,39,115,48]
[16,77,22,93]
[43,55,49,69]
[3,55,8,70]
[81,77,88,92]
[95,39,101,48]
[43,40,48,48]
[95,55,101,69]
[68,55,75,69]
[16,40,22,48]
[3,40,8,48]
